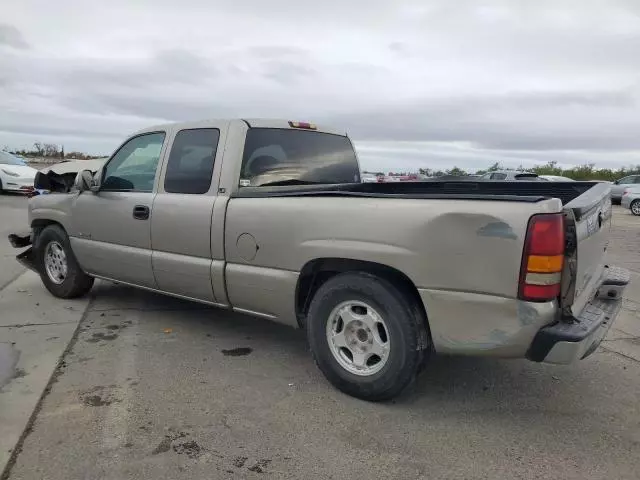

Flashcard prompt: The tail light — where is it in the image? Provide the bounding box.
[518,213,565,302]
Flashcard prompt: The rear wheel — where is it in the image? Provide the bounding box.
[631,200,640,216]
[0,178,4,194]
[306,272,427,401]
[35,224,94,298]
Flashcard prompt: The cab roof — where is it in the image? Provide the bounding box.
[133,118,346,137]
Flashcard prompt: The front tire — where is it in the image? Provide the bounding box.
[34,224,94,298]
[631,200,640,216]
[306,272,427,401]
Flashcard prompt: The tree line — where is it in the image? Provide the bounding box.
[4,143,104,160]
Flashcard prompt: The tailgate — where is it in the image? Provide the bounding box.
[561,182,613,316]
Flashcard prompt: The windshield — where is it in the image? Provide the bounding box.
[240,128,360,187]
[0,151,27,166]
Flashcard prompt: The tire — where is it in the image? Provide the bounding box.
[306,272,427,401]
[34,224,94,298]
[0,178,4,194]
[631,200,640,216]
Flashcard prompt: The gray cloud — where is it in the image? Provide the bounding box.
[0,24,29,49]
[1,0,640,170]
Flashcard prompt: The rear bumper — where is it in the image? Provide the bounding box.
[527,265,630,364]
[621,196,633,209]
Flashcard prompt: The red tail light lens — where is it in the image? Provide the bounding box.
[518,214,565,302]
[288,121,317,130]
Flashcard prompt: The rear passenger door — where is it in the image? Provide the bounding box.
[150,123,227,303]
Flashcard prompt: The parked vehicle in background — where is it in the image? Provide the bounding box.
[479,170,542,181]
[9,118,629,401]
[539,175,575,182]
[610,175,640,204]
[0,151,38,194]
[621,187,640,216]
[361,173,378,183]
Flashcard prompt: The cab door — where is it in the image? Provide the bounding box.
[69,131,168,287]
[150,122,228,303]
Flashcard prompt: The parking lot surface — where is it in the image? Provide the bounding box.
[1,194,639,479]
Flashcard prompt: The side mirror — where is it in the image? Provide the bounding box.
[90,169,103,192]
[74,169,95,192]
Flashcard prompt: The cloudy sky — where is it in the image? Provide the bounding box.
[1,0,640,172]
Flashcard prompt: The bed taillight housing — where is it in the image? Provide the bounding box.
[518,213,565,302]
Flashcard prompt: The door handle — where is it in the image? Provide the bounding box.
[132,205,150,220]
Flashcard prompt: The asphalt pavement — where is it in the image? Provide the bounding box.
[1,194,639,479]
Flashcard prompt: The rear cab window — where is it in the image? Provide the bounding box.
[164,128,220,194]
[240,128,360,187]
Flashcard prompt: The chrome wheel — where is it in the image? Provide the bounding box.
[326,300,390,376]
[44,241,68,285]
[632,201,640,216]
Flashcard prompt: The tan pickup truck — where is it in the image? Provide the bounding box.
[9,119,629,401]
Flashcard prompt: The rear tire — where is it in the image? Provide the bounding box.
[0,178,4,194]
[35,224,94,298]
[631,200,640,216]
[306,272,427,401]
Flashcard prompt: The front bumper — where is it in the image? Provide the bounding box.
[527,265,630,363]
[2,177,35,193]
[8,231,38,273]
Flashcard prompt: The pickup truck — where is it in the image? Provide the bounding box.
[9,119,630,401]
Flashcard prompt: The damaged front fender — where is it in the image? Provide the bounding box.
[34,170,74,193]
[8,231,32,248]
[15,247,37,273]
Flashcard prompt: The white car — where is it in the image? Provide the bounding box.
[360,173,378,183]
[539,175,575,182]
[0,151,38,193]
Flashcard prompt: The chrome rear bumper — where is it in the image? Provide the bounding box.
[527,266,630,364]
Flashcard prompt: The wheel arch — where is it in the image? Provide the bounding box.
[31,219,66,245]
[295,257,429,338]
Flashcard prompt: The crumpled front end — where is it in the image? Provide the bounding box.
[8,231,37,273]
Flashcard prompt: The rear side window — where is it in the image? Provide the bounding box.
[240,128,360,187]
[164,128,220,194]
[490,173,507,180]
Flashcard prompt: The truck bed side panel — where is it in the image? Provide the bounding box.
[224,196,562,340]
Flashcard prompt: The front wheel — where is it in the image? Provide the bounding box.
[631,200,640,216]
[306,272,427,401]
[34,224,94,298]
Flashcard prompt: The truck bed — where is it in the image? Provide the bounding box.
[235,180,606,209]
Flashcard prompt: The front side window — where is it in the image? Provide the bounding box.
[164,128,220,194]
[102,132,165,192]
[240,128,360,187]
